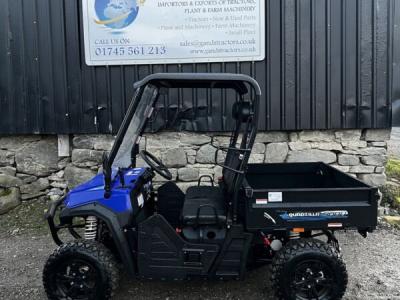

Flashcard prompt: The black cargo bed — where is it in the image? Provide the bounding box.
[242,162,379,232]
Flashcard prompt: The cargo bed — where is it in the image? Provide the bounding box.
[242,162,379,232]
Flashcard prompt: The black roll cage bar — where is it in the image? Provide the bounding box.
[103,73,261,221]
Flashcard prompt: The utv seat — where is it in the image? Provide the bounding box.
[181,194,226,226]
[185,185,222,200]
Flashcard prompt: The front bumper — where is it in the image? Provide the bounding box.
[44,196,66,245]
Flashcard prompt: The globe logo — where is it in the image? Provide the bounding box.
[94,0,139,29]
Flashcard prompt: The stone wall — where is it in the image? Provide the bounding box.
[0,129,391,214]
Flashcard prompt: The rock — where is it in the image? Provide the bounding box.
[356,147,387,156]
[361,155,387,166]
[57,157,70,169]
[20,178,50,194]
[51,182,68,189]
[265,143,289,163]
[64,166,96,189]
[48,188,64,196]
[289,132,299,142]
[196,144,216,164]
[298,130,335,142]
[369,141,387,147]
[287,149,336,164]
[364,129,391,142]
[0,136,40,151]
[185,149,197,157]
[349,165,375,173]
[338,154,360,166]
[187,155,196,164]
[213,166,223,180]
[15,139,59,176]
[146,132,180,150]
[93,135,115,151]
[0,174,23,188]
[178,167,199,182]
[180,133,211,146]
[358,173,387,187]
[48,174,64,182]
[249,154,264,164]
[213,135,231,146]
[335,130,362,141]
[162,148,187,168]
[375,167,384,173]
[382,215,400,227]
[0,166,16,177]
[341,141,367,150]
[255,131,288,143]
[288,142,311,151]
[72,135,97,149]
[21,191,47,201]
[154,168,177,182]
[0,150,14,166]
[252,143,266,154]
[310,142,342,151]
[330,164,350,173]
[16,173,37,184]
[72,149,103,167]
[0,187,21,214]
[135,156,149,168]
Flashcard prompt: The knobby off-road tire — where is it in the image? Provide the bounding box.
[271,238,348,300]
[43,240,119,300]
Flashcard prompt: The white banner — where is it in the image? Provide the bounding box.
[82,0,265,65]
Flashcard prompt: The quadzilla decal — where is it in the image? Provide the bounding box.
[279,210,349,222]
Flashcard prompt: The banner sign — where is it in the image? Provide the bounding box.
[82,0,265,65]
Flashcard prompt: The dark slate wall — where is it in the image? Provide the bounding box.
[0,0,399,134]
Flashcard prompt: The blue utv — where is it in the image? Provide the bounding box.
[43,73,379,300]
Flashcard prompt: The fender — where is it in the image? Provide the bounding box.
[60,203,136,277]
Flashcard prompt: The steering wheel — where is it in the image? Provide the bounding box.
[139,150,172,180]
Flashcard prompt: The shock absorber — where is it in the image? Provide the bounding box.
[84,216,98,240]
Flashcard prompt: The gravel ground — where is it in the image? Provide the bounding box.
[0,223,399,300]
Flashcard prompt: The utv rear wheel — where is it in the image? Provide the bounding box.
[43,240,119,300]
[271,238,347,300]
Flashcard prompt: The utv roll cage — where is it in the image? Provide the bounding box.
[103,73,261,223]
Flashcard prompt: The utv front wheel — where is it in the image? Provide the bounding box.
[271,238,347,300]
[43,240,119,300]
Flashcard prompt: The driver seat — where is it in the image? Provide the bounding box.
[181,101,254,226]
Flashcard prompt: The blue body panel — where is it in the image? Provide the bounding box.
[64,168,146,213]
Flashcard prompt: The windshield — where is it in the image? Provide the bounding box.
[112,85,157,168]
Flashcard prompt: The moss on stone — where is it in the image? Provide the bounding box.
[0,188,11,197]
[386,159,400,180]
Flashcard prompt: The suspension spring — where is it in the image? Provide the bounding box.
[84,216,98,240]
